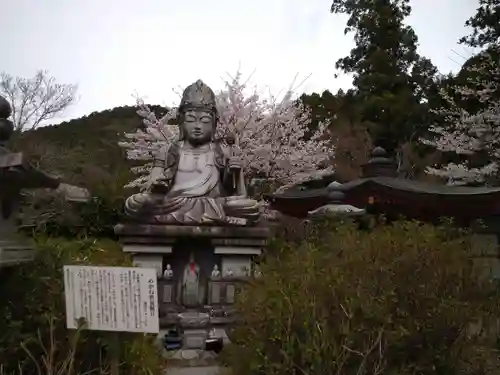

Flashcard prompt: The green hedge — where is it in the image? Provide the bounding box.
[0,236,164,375]
[225,218,500,375]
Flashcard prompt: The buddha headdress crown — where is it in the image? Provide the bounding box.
[179,79,218,116]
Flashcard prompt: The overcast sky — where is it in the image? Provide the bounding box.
[1,0,479,124]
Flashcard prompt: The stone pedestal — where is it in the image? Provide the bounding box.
[0,204,34,268]
[0,240,35,268]
[178,311,210,349]
[132,254,163,277]
[115,223,270,349]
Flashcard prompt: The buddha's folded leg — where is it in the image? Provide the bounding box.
[124,193,157,215]
[125,193,185,217]
[223,196,262,221]
[224,196,261,209]
[157,197,227,224]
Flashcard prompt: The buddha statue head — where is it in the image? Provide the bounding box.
[177,80,219,145]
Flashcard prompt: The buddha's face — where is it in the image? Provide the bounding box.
[182,109,214,145]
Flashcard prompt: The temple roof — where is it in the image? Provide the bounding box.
[266,147,500,221]
[361,177,500,196]
[269,177,500,201]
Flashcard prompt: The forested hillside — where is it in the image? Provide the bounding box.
[12,105,167,194]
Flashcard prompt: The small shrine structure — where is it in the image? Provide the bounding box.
[266,146,500,225]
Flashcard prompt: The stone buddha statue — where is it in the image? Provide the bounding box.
[124,79,261,226]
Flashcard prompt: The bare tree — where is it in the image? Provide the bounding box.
[0,70,77,131]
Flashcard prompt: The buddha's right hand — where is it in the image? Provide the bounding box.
[149,178,171,194]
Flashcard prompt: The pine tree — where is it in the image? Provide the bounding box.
[330,0,438,158]
[460,0,500,48]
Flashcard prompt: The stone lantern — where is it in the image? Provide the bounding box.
[0,96,89,268]
[308,181,366,218]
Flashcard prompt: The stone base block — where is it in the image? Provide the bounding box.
[132,254,163,277]
[0,241,34,268]
[221,255,252,277]
[178,312,210,329]
[115,224,270,248]
[182,329,209,349]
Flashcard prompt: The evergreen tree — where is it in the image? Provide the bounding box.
[330,0,438,157]
[460,0,500,48]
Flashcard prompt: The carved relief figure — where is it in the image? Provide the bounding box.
[124,80,260,226]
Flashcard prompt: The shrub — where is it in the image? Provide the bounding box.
[226,218,500,375]
[0,236,164,375]
[21,192,126,238]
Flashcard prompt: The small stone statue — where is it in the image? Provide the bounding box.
[163,264,173,279]
[225,268,234,278]
[124,80,261,226]
[254,265,262,278]
[211,264,221,279]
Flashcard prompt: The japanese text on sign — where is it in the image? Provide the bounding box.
[63,265,159,333]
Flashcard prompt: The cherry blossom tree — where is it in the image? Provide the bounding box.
[119,71,335,194]
[421,49,500,185]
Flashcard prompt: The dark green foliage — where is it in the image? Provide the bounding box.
[301,90,361,131]
[460,0,500,48]
[226,218,500,375]
[330,0,439,153]
[18,187,127,239]
[25,195,126,238]
[300,90,341,132]
[11,104,167,190]
[0,236,164,375]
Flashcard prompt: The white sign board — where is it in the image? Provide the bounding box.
[63,265,159,333]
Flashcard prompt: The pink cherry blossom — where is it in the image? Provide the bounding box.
[421,48,500,185]
[119,70,335,192]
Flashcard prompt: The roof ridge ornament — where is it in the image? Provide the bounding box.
[361,146,398,178]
